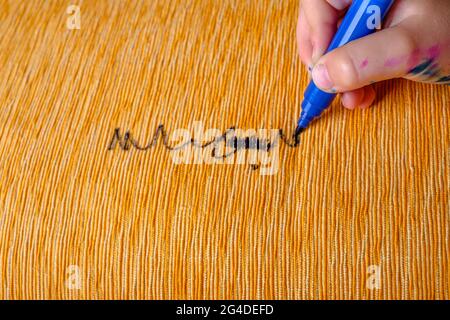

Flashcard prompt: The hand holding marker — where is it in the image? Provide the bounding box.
[295,0,450,134]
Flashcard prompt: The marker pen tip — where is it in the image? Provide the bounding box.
[294,125,304,138]
[294,125,305,145]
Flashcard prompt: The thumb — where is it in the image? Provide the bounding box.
[311,26,416,92]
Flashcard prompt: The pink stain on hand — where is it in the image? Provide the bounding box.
[383,43,443,71]
[407,48,422,70]
[360,59,369,69]
[427,44,441,59]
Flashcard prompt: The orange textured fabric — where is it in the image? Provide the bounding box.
[0,0,449,300]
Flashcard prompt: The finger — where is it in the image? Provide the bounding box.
[358,86,376,109]
[341,87,365,110]
[297,8,314,70]
[301,0,341,64]
[326,0,353,11]
[311,25,416,92]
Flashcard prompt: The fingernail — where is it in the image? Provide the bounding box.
[312,64,334,90]
[341,94,357,110]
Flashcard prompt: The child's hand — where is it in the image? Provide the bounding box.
[297,0,450,109]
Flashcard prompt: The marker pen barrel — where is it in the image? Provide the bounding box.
[296,0,395,132]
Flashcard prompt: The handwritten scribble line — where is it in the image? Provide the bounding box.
[108,125,301,160]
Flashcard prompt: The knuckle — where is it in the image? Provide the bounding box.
[331,51,360,88]
[395,28,416,53]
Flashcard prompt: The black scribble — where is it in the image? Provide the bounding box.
[108,125,302,170]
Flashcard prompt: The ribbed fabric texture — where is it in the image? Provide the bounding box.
[0,0,448,299]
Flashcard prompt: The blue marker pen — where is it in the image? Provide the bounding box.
[295,0,395,136]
